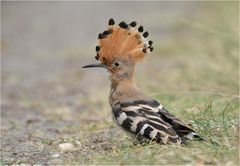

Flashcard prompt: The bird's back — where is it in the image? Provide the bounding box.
[111,98,201,144]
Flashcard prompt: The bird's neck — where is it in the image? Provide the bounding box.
[109,77,143,107]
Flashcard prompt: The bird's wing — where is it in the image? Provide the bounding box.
[157,106,194,137]
[112,99,202,144]
[155,101,202,140]
[112,101,182,144]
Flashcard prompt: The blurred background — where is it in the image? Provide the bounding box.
[1,1,239,165]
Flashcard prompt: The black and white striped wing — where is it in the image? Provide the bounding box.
[157,108,202,140]
[112,101,182,144]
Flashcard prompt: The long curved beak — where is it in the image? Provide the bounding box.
[82,63,108,69]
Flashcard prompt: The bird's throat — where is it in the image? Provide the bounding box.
[109,78,142,107]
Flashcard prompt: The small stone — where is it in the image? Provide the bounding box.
[75,140,82,146]
[51,153,60,158]
[59,143,77,152]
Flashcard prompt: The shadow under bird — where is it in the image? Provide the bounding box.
[82,18,202,145]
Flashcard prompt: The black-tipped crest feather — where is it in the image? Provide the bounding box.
[138,26,144,32]
[119,21,128,29]
[130,21,137,27]
[108,18,115,25]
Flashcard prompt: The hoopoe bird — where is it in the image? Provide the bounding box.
[82,19,202,144]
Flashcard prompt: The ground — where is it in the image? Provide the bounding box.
[1,1,239,165]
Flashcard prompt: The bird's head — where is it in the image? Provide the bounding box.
[82,18,153,83]
[82,56,135,82]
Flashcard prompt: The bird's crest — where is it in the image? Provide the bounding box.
[95,18,153,66]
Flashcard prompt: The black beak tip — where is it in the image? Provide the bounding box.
[81,63,108,69]
[82,65,88,68]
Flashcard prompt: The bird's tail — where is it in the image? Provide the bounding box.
[180,132,205,145]
[95,18,153,65]
[182,131,223,147]
[185,132,204,141]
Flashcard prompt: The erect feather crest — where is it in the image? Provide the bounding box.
[95,18,153,65]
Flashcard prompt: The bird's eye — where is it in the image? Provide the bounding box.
[113,61,120,67]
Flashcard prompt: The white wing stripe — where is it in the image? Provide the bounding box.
[150,130,158,139]
[138,104,158,112]
[158,104,163,110]
[140,124,149,135]
[117,112,127,124]
[122,104,163,112]
[130,117,145,132]
[122,106,142,111]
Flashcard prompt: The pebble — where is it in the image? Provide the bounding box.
[51,153,60,158]
[59,143,77,152]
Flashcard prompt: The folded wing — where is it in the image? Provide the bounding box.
[112,99,202,144]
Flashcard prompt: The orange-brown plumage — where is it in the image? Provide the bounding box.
[95,19,153,66]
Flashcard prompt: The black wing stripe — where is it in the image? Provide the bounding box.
[136,121,146,134]
[147,117,171,127]
[120,100,160,108]
[138,108,158,116]
[121,118,133,130]
[158,108,195,136]
[156,132,163,143]
[168,136,179,143]
[143,126,154,138]
[159,108,189,126]
[112,104,122,118]
[147,121,176,137]
[124,111,138,117]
